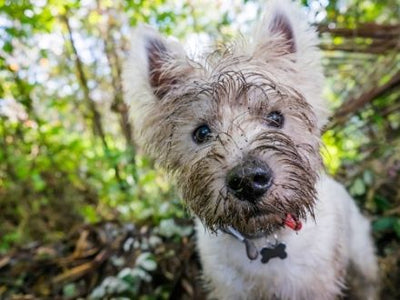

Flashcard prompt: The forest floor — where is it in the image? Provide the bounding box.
[0,219,399,299]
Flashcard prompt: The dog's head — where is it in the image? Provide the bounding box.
[124,0,328,236]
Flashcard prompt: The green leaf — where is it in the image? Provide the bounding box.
[135,253,157,271]
[372,217,397,232]
[63,283,77,298]
[349,178,366,196]
[363,170,373,185]
[374,195,391,211]
[3,41,13,53]
[32,173,46,191]
[81,205,99,223]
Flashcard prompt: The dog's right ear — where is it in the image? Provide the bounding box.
[123,25,192,101]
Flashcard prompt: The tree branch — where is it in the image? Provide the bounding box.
[317,23,400,54]
[61,12,126,188]
[326,71,400,131]
[317,23,400,39]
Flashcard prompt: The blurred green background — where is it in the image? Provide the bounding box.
[0,0,399,299]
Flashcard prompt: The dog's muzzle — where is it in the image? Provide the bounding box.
[226,157,273,202]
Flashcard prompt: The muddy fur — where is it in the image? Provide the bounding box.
[123,0,379,299]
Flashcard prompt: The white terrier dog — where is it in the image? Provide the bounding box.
[123,1,379,299]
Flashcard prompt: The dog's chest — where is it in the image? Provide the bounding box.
[197,227,318,299]
[218,230,319,289]
[195,186,349,299]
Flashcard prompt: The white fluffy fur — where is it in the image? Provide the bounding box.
[196,174,378,299]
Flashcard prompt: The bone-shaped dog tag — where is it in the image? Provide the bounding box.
[260,243,287,264]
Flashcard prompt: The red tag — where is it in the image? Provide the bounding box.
[284,214,302,231]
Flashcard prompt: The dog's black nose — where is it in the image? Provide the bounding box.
[227,159,273,202]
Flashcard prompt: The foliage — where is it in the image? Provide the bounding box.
[0,0,399,298]
[0,220,196,299]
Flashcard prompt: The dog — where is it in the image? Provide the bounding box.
[123,0,379,298]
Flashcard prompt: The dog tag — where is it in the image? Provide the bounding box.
[260,243,287,264]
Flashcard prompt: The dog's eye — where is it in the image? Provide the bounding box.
[193,124,212,144]
[266,111,284,128]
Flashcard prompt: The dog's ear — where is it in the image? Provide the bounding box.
[251,0,316,59]
[123,25,192,100]
[145,36,174,99]
[267,12,295,54]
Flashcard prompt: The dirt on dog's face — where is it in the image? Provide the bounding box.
[124,11,327,236]
[146,59,321,235]
[183,72,321,235]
